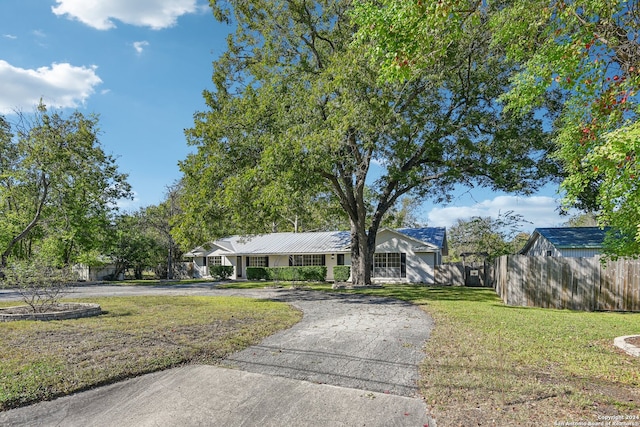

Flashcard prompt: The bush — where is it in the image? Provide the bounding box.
[247,267,269,280]
[333,266,351,282]
[1,261,71,313]
[209,265,234,280]
[268,266,327,282]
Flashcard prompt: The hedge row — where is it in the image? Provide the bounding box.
[246,266,327,282]
[209,265,234,280]
[333,266,351,282]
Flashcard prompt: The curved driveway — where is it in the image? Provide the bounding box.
[0,284,435,426]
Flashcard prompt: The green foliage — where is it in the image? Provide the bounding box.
[181,0,558,286]
[209,265,234,280]
[268,266,327,282]
[447,211,532,262]
[246,267,269,281]
[333,265,351,282]
[105,213,162,280]
[353,0,640,257]
[0,104,131,268]
[246,266,328,282]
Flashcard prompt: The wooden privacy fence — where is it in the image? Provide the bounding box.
[435,263,493,287]
[494,255,640,312]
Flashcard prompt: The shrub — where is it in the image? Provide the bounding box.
[1,261,71,313]
[246,267,269,280]
[268,266,327,282]
[333,266,351,282]
[209,265,234,280]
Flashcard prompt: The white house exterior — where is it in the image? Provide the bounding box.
[519,227,608,258]
[184,227,447,284]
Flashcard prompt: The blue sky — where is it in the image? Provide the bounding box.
[0,0,573,231]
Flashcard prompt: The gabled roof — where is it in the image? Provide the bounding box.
[520,227,608,253]
[218,231,352,255]
[185,227,447,257]
[397,227,448,255]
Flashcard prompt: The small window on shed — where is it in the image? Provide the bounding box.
[546,250,552,256]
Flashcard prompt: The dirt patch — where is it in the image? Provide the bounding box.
[626,336,640,347]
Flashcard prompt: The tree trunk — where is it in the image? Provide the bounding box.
[1,174,49,269]
[349,222,375,287]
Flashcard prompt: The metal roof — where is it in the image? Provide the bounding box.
[397,227,447,252]
[521,227,608,253]
[186,227,447,256]
[218,231,352,255]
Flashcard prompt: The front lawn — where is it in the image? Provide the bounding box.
[223,282,640,426]
[0,296,301,411]
[344,285,640,426]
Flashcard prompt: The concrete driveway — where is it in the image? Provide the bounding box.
[0,284,435,426]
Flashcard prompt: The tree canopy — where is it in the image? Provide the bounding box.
[353,0,640,257]
[179,0,558,285]
[447,211,532,262]
[0,104,131,268]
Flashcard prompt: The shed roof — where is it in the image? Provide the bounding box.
[520,227,608,253]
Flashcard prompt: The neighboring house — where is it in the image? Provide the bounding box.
[184,227,448,284]
[519,227,608,258]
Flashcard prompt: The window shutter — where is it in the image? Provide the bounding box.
[265,256,269,267]
[321,255,326,266]
[289,255,293,267]
[246,257,250,267]
[401,253,407,278]
[203,257,207,266]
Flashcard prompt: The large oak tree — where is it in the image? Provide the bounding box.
[354,0,640,257]
[180,0,557,285]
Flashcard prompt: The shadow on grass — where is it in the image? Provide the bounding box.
[219,281,502,305]
[344,285,502,304]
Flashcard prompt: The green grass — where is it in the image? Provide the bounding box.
[223,282,640,426]
[0,295,301,411]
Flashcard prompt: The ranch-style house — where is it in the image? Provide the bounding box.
[184,227,448,284]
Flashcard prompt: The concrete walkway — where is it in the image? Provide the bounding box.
[0,284,435,426]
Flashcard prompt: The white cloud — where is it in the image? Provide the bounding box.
[52,0,199,30]
[3,34,17,40]
[0,60,102,114]
[133,41,149,54]
[115,191,140,212]
[426,195,572,230]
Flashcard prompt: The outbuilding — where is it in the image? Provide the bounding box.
[519,227,608,258]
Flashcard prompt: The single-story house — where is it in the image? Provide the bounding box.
[519,227,608,258]
[184,227,448,284]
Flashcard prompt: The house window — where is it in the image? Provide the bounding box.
[290,254,326,266]
[546,250,552,256]
[373,253,406,278]
[248,256,268,267]
[208,256,222,266]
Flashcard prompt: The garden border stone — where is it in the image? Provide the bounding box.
[0,303,101,322]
